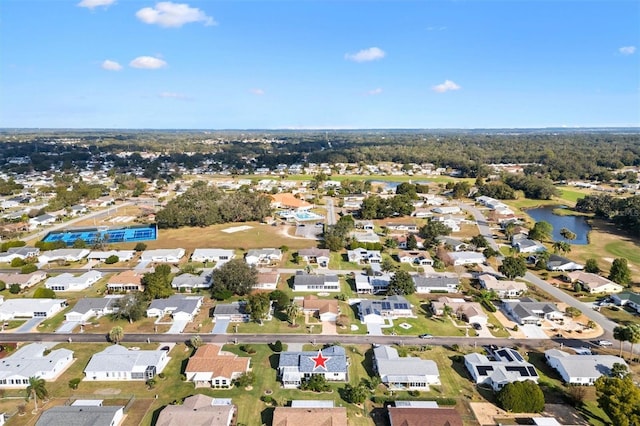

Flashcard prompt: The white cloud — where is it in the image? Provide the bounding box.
[159,92,190,100]
[77,0,116,9]
[427,26,447,31]
[101,60,122,71]
[130,56,167,69]
[136,2,215,28]
[345,47,385,63]
[619,46,636,55]
[366,88,383,95]
[432,79,461,93]
[250,88,265,96]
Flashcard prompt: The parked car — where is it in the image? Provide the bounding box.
[598,340,613,347]
[472,323,482,330]
[419,334,433,339]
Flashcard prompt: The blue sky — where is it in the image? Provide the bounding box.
[1,0,638,129]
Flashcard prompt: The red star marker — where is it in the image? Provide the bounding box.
[310,350,330,370]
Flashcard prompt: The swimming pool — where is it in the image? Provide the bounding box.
[278,210,325,221]
[42,224,158,246]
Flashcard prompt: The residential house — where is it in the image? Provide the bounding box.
[171,272,212,291]
[297,295,339,322]
[385,223,418,232]
[36,403,124,426]
[358,295,414,324]
[544,349,627,385]
[611,291,640,313]
[351,231,381,244]
[190,249,235,264]
[0,271,47,290]
[292,272,340,292]
[88,250,135,262]
[437,237,467,251]
[397,251,433,266]
[45,270,103,292]
[0,343,74,388]
[431,297,488,325]
[347,248,382,264]
[448,251,486,266]
[0,247,40,263]
[388,407,463,426]
[413,273,460,294]
[28,213,56,229]
[513,239,547,254]
[478,274,527,298]
[65,296,122,322]
[355,220,375,231]
[464,347,539,391]
[374,345,440,390]
[156,395,235,426]
[354,272,392,294]
[244,248,282,266]
[277,345,347,388]
[38,248,90,264]
[432,216,461,232]
[270,193,313,211]
[0,298,66,321]
[565,271,624,294]
[185,344,250,388]
[253,271,280,290]
[298,248,330,268]
[272,403,347,426]
[213,302,250,322]
[502,297,562,325]
[84,345,170,381]
[547,254,584,272]
[140,248,185,263]
[107,270,145,292]
[431,206,461,214]
[68,204,88,216]
[146,295,203,322]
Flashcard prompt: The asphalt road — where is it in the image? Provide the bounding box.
[459,202,500,251]
[324,196,337,226]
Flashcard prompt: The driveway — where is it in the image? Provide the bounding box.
[474,324,494,338]
[166,320,188,334]
[55,321,80,333]
[211,318,230,334]
[366,323,383,336]
[15,317,45,333]
[521,324,549,339]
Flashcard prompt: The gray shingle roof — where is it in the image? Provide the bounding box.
[278,346,347,373]
[35,405,123,426]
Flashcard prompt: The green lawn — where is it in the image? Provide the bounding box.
[604,240,640,264]
[336,301,367,335]
[329,252,363,270]
[233,312,308,334]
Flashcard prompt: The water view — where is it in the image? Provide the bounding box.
[526,206,591,245]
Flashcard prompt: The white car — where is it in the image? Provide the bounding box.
[598,340,613,347]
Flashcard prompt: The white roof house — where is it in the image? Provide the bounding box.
[84,345,170,381]
[502,297,563,325]
[140,248,185,263]
[35,404,124,426]
[0,271,47,290]
[478,274,527,298]
[146,295,203,321]
[171,272,212,291]
[292,273,340,292]
[87,250,135,262]
[45,270,103,292]
[464,347,539,391]
[0,298,66,321]
[374,345,440,390]
[244,249,282,266]
[448,251,486,266]
[0,343,74,388]
[431,206,461,214]
[65,296,122,323]
[544,349,627,385]
[347,248,382,264]
[38,249,91,264]
[190,249,235,264]
[358,296,414,324]
[547,255,583,272]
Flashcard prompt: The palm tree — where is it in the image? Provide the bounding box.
[286,303,301,326]
[559,228,577,241]
[26,376,48,412]
[109,326,124,344]
[552,241,571,254]
[442,304,453,318]
[614,326,630,357]
[628,324,640,359]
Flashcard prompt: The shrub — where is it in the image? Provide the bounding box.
[408,390,420,397]
[240,345,256,354]
[20,264,37,274]
[260,395,274,405]
[9,284,20,294]
[0,281,5,291]
[33,287,55,298]
[271,340,283,352]
[10,258,25,267]
[497,381,545,413]
[481,300,497,312]
[104,255,119,264]
[68,378,81,390]
[134,242,147,252]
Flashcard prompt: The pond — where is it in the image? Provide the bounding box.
[526,206,591,245]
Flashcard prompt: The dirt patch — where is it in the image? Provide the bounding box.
[94,388,122,395]
[470,402,588,426]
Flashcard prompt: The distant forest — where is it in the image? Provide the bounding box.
[1,129,639,181]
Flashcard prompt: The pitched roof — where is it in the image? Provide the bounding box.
[301,296,339,315]
[544,349,627,379]
[156,394,235,426]
[278,345,347,374]
[0,343,73,381]
[185,344,250,380]
[35,405,123,426]
[272,407,348,426]
[388,407,463,426]
[108,270,144,285]
[69,297,121,315]
[84,345,165,373]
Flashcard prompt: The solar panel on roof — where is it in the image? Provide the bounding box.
[498,349,513,362]
[476,366,494,376]
[381,302,391,309]
[527,366,537,376]
[512,351,524,362]
[505,366,529,376]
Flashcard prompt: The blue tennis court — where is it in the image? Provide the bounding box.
[42,224,157,246]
